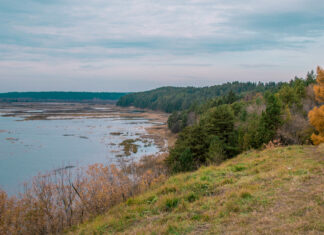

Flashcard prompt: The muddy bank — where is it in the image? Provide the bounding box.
[120,109,176,149]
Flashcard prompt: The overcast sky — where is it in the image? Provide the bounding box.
[0,0,323,92]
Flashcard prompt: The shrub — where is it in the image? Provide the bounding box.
[308,66,324,145]
[0,154,168,234]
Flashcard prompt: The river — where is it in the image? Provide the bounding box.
[0,102,168,195]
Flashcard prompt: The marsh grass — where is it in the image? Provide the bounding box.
[119,139,140,156]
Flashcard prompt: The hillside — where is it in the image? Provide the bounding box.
[116,82,281,113]
[72,144,324,234]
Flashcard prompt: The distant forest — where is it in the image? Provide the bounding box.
[0,92,128,102]
[117,81,284,113]
[116,70,320,172]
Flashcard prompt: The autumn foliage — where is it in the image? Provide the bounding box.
[308,66,324,145]
[0,154,167,234]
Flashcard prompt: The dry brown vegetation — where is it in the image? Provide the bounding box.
[0,154,168,235]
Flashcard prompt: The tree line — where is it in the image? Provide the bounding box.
[0,92,127,102]
[117,81,284,113]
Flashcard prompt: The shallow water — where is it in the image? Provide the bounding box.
[0,115,161,195]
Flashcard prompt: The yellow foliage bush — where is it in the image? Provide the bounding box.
[308,66,324,145]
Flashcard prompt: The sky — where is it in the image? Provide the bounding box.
[0,0,324,92]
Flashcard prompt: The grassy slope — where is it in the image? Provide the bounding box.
[72,145,324,235]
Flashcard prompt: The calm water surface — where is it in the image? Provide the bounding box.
[0,115,161,194]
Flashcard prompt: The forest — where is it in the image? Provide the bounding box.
[117,81,285,112]
[118,69,320,172]
[166,70,321,172]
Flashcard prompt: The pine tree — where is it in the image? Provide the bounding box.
[308,66,324,145]
[253,93,282,148]
[200,105,238,157]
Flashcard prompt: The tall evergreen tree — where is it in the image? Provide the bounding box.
[200,105,238,157]
[255,93,282,147]
[166,125,209,172]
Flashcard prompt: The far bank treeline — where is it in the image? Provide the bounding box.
[0,91,127,102]
[117,70,321,172]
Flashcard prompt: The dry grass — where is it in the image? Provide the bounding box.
[72,144,324,235]
[0,154,168,235]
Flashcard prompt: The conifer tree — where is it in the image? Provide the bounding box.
[308,66,324,145]
[254,93,282,147]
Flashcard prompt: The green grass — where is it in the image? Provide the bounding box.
[70,144,324,235]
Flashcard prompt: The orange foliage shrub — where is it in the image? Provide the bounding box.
[308,66,324,145]
[0,154,168,234]
[264,139,282,149]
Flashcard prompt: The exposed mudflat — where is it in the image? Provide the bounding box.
[0,102,174,148]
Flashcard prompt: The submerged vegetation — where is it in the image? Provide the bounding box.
[119,139,139,156]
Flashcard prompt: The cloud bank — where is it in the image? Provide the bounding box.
[0,0,324,91]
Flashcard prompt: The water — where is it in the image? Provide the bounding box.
[0,115,161,195]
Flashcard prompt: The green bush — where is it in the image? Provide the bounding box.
[166,105,239,173]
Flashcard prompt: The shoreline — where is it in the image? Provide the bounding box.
[0,102,176,151]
